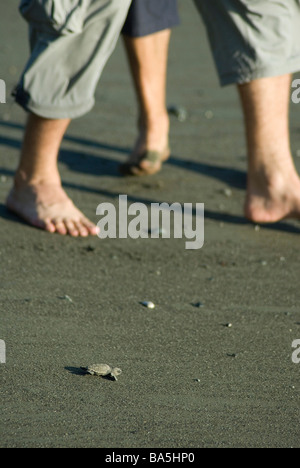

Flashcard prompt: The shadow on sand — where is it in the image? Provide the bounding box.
[1,120,300,235]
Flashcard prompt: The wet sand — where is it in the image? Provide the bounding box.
[0,1,299,448]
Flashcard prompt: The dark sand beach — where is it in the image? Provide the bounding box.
[0,1,299,448]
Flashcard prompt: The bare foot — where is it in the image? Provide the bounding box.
[120,114,170,176]
[245,171,300,223]
[6,183,99,237]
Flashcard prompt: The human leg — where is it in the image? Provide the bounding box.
[9,0,132,235]
[195,0,300,222]
[238,75,300,223]
[121,29,171,175]
[6,113,100,236]
[120,0,179,176]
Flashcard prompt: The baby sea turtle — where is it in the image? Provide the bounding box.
[80,364,122,381]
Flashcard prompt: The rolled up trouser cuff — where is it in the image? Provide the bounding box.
[194,0,300,86]
[14,0,132,119]
[13,82,95,119]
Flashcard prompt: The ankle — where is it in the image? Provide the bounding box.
[139,110,169,131]
[248,150,298,186]
[14,169,61,189]
[247,166,300,202]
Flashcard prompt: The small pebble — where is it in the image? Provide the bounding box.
[224,323,233,328]
[141,301,155,309]
[254,225,261,232]
[227,353,237,358]
[85,245,96,252]
[223,188,232,198]
[194,379,201,383]
[63,295,73,303]
[205,110,214,120]
[193,302,205,308]
[0,175,7,183]
[261,261,268,267]
[167,105,188,122]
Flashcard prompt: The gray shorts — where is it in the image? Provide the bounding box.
[194,0,300,86]
[14,0,132,119]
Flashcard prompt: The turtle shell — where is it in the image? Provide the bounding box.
[81,364,112,376]
[81,364,122,380]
